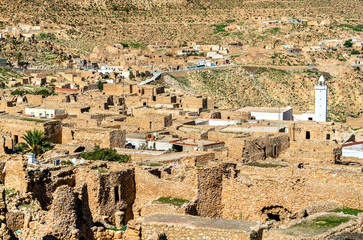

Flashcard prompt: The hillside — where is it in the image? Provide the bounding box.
[1,0,362,52]
[165,67,363,122]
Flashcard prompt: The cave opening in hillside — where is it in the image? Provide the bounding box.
[267,213,281,221]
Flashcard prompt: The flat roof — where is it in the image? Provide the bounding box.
[143,214,258,231]
[170,138,224,147]
[237,106,292,113]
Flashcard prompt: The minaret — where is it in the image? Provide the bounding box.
[315,75,328,122]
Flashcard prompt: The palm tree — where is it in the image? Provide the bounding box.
[21,129,53,156]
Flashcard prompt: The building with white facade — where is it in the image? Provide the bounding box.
[25,107,66,119]
[294,76,328,122]
[237,106,293,121]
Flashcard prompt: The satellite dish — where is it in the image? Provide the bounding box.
[80,158,85,163]
[72,158,77,164]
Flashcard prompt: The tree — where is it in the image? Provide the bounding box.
[15,52,23,67]
[21,129,53,156]
[97,81,104,91]
[343,39,353,48]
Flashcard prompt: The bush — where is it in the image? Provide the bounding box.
[97,81,104,91]
[351,49,360,55]
[81,146,131,163]
[11,89,29,96]
[343,39,353,48]
[61,160,73,165]
[11,88,54,96]
[14,143,28,153]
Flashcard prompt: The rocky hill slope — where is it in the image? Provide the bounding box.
[1,0,362,52]
[165,67,363,122]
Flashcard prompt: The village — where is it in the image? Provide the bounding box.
[0,1,362,239]
[0,56,360,239]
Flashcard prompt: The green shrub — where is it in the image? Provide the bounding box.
[351,49,360,55]
[97,81,104,91]
[154,197,189,207]
[343,39,353,48]
[61,160,73,165]
[81,146,131,163]
[331,207,363,216]
[14,142,28,153]
[246,162,287,168]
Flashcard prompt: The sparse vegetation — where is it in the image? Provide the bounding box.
[246,162,287,168]
[331,207,363,216]
[20,118,47,123]
[61,160,73,166]
[107,225,127,231]
[282,215,351,237]
[154,197,189,207]
[81,146,131,163]
[11,87,55,96]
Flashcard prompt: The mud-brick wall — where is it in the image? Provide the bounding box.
[141,224,254,240]
[220,165,363,221]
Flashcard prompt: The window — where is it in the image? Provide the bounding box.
[326,134,331,140]
[306,131,310,140]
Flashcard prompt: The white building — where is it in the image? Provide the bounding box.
[237,106,293,121]
[314,76,328,122]
[294,76,328,122]
[25,107,66,119]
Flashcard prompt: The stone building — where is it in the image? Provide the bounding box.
[136,113,172,131]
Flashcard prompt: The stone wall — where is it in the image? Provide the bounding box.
[137,113,172,131]
[0,116,62,146]
[4,156,28,194]
[228,133,290,162]
[44,120,63,143]
[133,166,197,218]
[289,122,350,142]
[346,117,363,129]
[141,214,262,240]
[62,127,125,148]
[195,167,223,218]
[75,164,136,226]
[220,164,363,221]
[47,185,78,239]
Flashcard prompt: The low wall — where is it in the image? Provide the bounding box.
[141,214,262,240]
